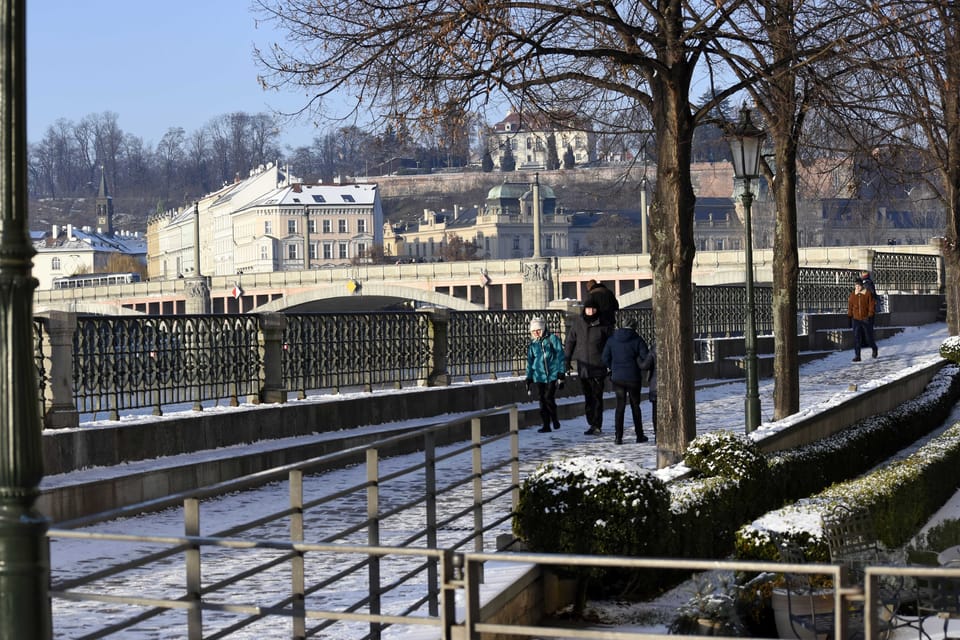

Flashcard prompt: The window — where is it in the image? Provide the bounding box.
[338,243,348,259]
[309,242,318,259]
[357,243,366,258]
[308,219,317,234]
[51,257,61,271]
[260,246,268,261]
[264,221,273,235]
[322,219,332,234]
[288,219,297,235]
[323,243,333,259]
[357,219,367,233]
[341,194,355,203]
[287,244,299,260]
[545,235,553,250]
[338,220,348,233]
[312,194,325,203]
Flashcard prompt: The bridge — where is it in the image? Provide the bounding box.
[33,243,942,315]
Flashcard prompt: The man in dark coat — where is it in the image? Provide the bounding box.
[586,279,619,327]
[564,299,613,435]
[858,270,879,358]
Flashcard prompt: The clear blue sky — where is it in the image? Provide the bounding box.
[27,1,332,148]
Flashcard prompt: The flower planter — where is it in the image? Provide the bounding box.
[771,588,836,640]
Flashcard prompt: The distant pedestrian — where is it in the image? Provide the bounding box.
[859,270,879,350]
[848,279,877,361]
[564,298,614,435]
[586,279,619,327]
[525,317,566,433]
[601,319,650,444]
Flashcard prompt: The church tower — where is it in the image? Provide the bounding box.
[95,165,114,235]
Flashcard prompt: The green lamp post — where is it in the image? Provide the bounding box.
[726,105,766,433]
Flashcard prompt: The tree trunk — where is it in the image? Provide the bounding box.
[649,74,698,467]
[771,151,800,419]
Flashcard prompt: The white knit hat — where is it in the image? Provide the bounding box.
[529,317,546,332]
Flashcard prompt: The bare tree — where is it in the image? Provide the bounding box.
[833,2,960,334]
[253,0,766,465]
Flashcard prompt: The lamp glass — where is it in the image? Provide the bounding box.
[727,107,764,180]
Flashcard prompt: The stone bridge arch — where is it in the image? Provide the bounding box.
[254,282,484,312]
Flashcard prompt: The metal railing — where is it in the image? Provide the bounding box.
[48,405,521,639]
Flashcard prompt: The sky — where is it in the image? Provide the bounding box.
[27,1,344,148]
[42,323,960,637]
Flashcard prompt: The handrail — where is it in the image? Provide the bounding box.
[47,405,521,639]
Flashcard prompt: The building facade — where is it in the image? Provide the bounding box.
[486,109,597,170]
[148,163,384,279]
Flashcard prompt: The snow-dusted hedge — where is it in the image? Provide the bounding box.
[514,365,960,576]
[735,419,960,563]
[513,456,671,558]
[941,336,960,364]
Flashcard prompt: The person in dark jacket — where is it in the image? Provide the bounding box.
[564,300,613,435]
[525,316,566,433]
[601,320,650,444]
[586,279,619,327]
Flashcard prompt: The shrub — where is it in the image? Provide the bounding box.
[513,456,670,558]
[684,430,768,480]
[940,336,960,364]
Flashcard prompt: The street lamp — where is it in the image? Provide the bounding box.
[726,105,765,433]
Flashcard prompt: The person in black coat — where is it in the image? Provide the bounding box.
[601,320,650,444]
[564,300,613,436]
[586,279,619,327]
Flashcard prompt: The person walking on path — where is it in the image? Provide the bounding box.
[848,279,878,361]
[859,270,879,351]
[586,279,619,327]
[525,317,566,433]
[564,297,613,435]
[601,319,650,444]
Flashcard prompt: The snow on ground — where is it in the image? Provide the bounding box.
[45,323,960,638]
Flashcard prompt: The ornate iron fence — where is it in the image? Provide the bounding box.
[447,309,566,380]
[873,251,941,294]
[35,258,941,422]
[72,315,261,420]
[282,311,434,395]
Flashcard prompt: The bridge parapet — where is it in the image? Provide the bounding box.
[33,244,942,315]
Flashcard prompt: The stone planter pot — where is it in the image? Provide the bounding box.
[771,588,835,640]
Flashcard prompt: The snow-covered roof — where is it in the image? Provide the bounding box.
[243,183,379,209]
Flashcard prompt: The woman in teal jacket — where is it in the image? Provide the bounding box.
[525,317,566,433]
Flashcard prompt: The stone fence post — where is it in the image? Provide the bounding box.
[257,312,288,404]
[423,308,450,387]
[38,310,79,430]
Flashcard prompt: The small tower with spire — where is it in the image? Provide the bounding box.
[95,165,114,235]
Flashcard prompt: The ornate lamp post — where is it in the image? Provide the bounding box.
[726,105,766,433]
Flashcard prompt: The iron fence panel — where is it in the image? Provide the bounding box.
[282,312,433,395]
[72,315,260,419]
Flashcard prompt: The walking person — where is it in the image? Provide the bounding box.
[848,279,877,362]
[564,297,614,435]
[525,317,566,433]
[859,270,879,357]
[601,319,650,444]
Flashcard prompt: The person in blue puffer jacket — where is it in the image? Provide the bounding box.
[525,316,566,433]
[601,319,650,444]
